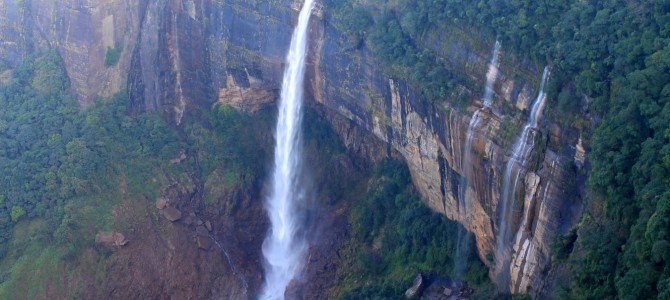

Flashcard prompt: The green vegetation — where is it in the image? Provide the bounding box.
[0,49,189,295]
[2,1,669,298]
[324,1,467,104]
[104,42,123,67]
[337,160,495,299]
[0,49,270,296]
[324,1,670,298]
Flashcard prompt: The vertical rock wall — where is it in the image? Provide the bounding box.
[0,0,584,296]
[306,15,583,296]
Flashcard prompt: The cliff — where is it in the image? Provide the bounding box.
[0,0,586,297]
[306,7,585,296]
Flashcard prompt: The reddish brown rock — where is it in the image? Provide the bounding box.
[155,198,169,209]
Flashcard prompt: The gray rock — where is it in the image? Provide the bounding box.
[405,273,427,299]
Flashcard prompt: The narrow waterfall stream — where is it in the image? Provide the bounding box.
[495,66,550,291]
[260,1,315,298]
[210,234,249,296]
[454,41,501,277]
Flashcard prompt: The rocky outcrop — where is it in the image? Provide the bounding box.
[163,207,183,222]
[405,273,428,299]
[0,0,140,106]
[215,72,277,113]
[0,0,585,297]
[95,231,129,247]
[155,198,169,209]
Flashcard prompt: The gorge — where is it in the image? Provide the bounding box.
[0,0,669,299]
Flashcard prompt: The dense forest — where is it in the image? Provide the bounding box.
[324,0,670,298]
[337,160,494,299]
[0,50,270,297]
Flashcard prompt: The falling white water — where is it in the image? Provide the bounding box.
[260,0,315,299]
[482,41,501,107]
[495,66,550,290]
[171,13,187,125]
[454,41,502,277]
[462,41,502,163]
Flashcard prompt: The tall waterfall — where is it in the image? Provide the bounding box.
[260,0,315,298]
[454,41,501,277]
[495,66,550,291]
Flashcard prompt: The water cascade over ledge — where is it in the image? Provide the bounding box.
[495,66,550,291]
[260,0,315,298]
[454,41,501,277]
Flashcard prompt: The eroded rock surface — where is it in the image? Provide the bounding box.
[0,0,585,297]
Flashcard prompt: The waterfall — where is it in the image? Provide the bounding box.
[483,41,501,108]
[210,234,249,295]
[260,0,315,299]
[454,41,501,277]
[495,66,550,291]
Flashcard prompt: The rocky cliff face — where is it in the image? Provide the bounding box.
[0,0,141,105]
[305,13,584,296]
[0,0,585,297]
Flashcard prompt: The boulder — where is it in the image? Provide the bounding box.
[155,198,168,209]
[163,207,182,222]
[205,220,212,231]
[95,231,129,246]
[196,226,209,236]
[197,236,212,250]
[405,273,427,299]
[169,149,187,164]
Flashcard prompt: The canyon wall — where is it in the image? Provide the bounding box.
[307,18,584,295]
[0,0,585,296]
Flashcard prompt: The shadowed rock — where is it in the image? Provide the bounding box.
[163,207,182,222]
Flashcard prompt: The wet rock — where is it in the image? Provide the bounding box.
[163,207,182,222]
[405,273,427,299]
[95,231,129,247]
